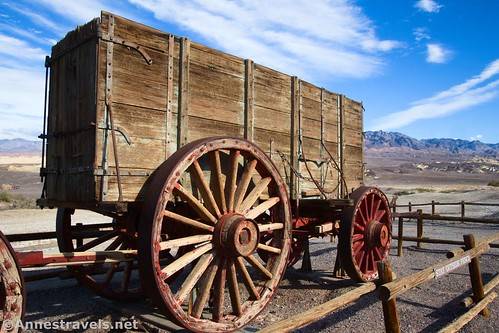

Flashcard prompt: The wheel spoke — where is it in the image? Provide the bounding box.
[375,209,386,222]
[370,194,376,220]
[225,150,240,212]
[373,199,382,221]
[352,233,364,242]
[212,257,227,322]
[163,210,214,233]
[363,198,370,222]
[192,257,220,318]
[104,235,123,251]
[245,254,273,280]
[257,243,281,254]
[161,243,213,279]
[175,184,217,224]
[258,223,283,233]
[234,159,257,212]
[373,246,383,260]
[354,222,365,232]
[159,235,212,251]
[352,240,363,254]
[245,197,280,219]
[103,263,119,285]
[210,150,227,213]
[176,253,214,303]
[227,257,242,316]
[190,160,221,218]
[357,206,368,226]
[75,230,120,252]
[239,177,271,213]
[236,256,260,300]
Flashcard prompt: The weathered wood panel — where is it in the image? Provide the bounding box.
[44,11,365,207]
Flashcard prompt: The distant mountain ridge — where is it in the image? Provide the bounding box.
[0,139,41,153]
[2,134,499,158]
[365,131,499,157]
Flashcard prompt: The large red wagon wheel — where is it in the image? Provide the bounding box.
[0,231,25,332]
[56,209,141,300]
[339,186,392,282]
[139,137,291,332]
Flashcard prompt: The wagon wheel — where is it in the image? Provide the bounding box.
[139,137,291,332]
[0,231,25,332]
[56,208,141,300]
[339,186,392,282]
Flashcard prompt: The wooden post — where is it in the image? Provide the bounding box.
[76,222,83,248]
[408,202,412,212]
[463,234,490,317]
[416,209,423,248]
[397,217,403,257]
[461,201,465,222]
[378,261,401,333]
[431,200,435,215]
[300,236,312,272]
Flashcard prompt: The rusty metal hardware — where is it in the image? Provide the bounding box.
[98,32,153,65]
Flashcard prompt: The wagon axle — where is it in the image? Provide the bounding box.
[214,214,260,257]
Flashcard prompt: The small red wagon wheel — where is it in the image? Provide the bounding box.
[0,231,25,332]
[56,209,141,300]
[138,137,291,332]
[339,186,392,282]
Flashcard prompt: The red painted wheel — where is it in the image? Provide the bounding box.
[138,137,291,333]
[0,230,25,332]
[339,186,392,282]
[56,209,141,300]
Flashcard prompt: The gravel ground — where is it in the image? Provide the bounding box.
[2,209,498,332]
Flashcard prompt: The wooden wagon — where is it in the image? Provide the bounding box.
[0,12,392,332]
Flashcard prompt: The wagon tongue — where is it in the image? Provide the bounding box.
[214,213,260,257]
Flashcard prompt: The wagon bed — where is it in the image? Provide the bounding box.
[38,11,363,213]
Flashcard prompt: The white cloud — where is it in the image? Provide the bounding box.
[413,27,430,42]
[470,134,483,141]
[0,34,46,61]
[426,43,451,64]
[415,0,442,13]
[3,2,66,35]
[0,24,55,46]
[372,59,499,130]
[0,65,44,140]
[128,0,402,79]
[37,0,142,25]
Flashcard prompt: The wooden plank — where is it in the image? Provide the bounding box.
[439,292,497,333]
[165,34,175,158]
[244,59,255,141]
[178,37,190,148]
[290,76,300,200]
[338,94,344,197]
[259,283,376,332]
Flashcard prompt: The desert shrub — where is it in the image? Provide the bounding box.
[0,191,36,209]
[414,188,434,193]
[488,180,499,187]
[0,191,12,202]
[394,190,415,196]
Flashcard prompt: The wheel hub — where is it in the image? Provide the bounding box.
[366,220,389,248]
[214,214,260,257]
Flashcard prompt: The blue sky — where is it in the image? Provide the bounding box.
[0,0,498,142]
